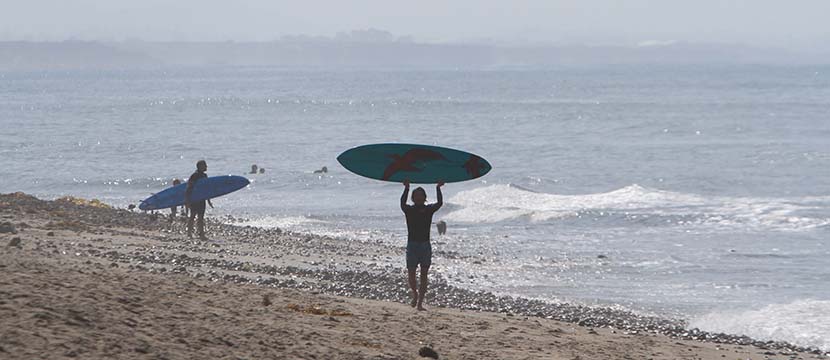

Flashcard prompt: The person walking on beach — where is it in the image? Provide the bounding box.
[400,179,443,311]
[185,160,213,240]
[169,178,184,221]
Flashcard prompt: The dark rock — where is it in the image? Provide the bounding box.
[47,231,55,236]
[0,222,16,234]
[7,237,21,248]
[418,346,439,359]
[64,350,79,357]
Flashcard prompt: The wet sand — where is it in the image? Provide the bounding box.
[0,193,826,359]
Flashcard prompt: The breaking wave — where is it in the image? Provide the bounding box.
[690,299,830,351]
[444,184,830,232]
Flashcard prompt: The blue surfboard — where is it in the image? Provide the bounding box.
[337,143,491,184]
[138,175,250,210]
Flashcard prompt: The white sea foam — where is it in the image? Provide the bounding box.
[238,216,327,229]
[236,216,398,246]
[690,299,830,350]
[444,184,830,231]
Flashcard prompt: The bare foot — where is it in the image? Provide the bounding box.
[410,291,418,308]
[417,305,427,311]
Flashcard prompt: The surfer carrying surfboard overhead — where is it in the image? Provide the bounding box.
[401,179,444,311]
[337,143,490,309]
[185,160,213,240]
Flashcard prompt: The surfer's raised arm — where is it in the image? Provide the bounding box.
[401,180,410,211]
[434,182,444,210]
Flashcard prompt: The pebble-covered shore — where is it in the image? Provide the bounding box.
[1,192,826,357]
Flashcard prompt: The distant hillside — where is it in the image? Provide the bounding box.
[0,41,158,70]
[0,40,818,70]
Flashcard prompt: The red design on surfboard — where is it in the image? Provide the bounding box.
[382,148,447,180]
[463,155,486,178]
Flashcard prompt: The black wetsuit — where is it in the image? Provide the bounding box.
[401,187,442,268]
[185,171,207,216]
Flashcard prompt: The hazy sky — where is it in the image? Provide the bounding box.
[2,0,829,50]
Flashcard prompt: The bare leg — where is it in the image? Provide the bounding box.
[186,214,195,238]
[417,265,429,311]
[408,267,418,307]
[197,213,206,240]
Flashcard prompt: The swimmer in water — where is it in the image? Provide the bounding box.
[436,220,447,235]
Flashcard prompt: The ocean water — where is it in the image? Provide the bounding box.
[1,65,829,349]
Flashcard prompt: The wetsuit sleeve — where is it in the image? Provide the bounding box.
[185,173,196,202]
[401,187,409,212]
[433,185,443,212]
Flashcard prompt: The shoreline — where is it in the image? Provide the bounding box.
[1,192,826,359]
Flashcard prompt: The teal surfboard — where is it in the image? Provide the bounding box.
[337,143,492,184]
[139,175,249,210]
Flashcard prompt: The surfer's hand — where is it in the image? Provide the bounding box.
[403,179,410,188]
[437,181,445,188]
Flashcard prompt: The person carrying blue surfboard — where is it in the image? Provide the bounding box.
[185,160,213,240]
[401,179,444,311]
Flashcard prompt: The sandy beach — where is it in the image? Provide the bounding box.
[1,192,826,360]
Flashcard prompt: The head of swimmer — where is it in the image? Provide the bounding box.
[197,160,207,172]
[411,187,427,206]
